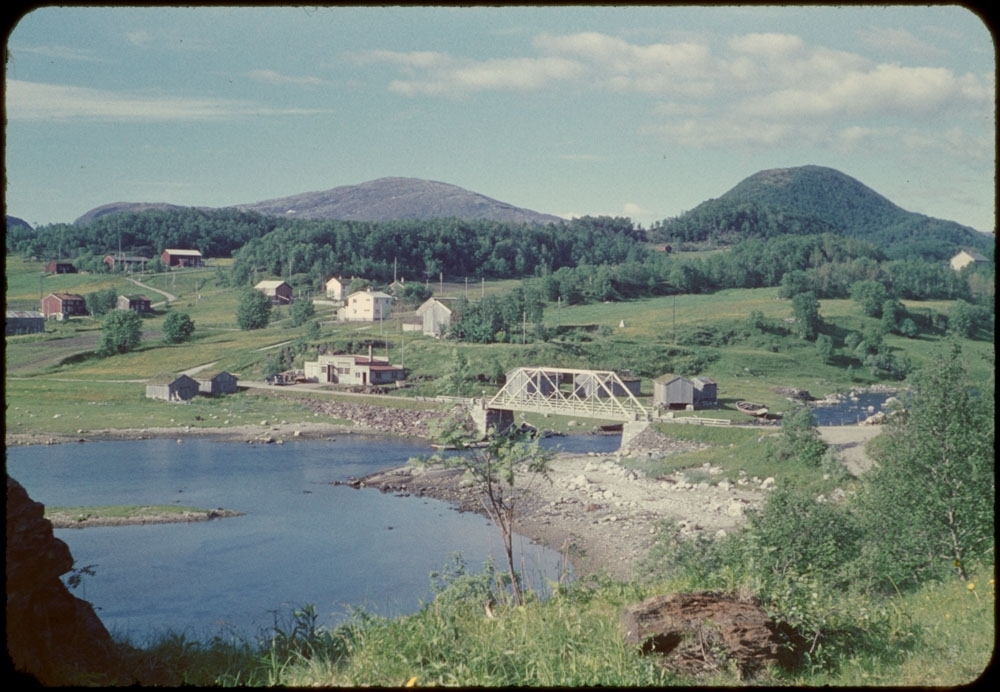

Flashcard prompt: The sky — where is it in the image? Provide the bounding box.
[4,5,995,233]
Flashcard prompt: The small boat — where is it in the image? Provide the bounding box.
[736,401,769,417]
[596,422,624,434]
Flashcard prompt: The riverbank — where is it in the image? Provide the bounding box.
[348,423,884,581]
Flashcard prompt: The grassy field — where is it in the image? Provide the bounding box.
[6,256,994,435]
[6,256,993,687]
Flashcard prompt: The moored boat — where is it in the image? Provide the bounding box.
[736,401,769,417]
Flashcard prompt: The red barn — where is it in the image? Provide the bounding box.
[41,292,87,320]
[161,249,203,267]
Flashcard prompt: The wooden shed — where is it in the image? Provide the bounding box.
[653,374,718,410]
[195,371,240,395]
[6,310,45,335]
[117,295,152,313]
[416,297,456,337]
[146,374,200,402]
[45,261,76,274]
[255,280,294,305]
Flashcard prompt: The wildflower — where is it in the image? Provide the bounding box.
[967,582,975,591]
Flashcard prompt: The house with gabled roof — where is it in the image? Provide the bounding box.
[950,249,990,271]
[145,374,200,402]
[340,288,392,322]
[416,297,457,337]
[653,374,718,410]
[117,295,152,313]
[195,370,239,396]
[255,280,293,304]
[41,292,87,320]
[161,248,204,267]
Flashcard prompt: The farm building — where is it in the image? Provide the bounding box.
[254,280,293,305]
[416,297,457,337]
[117,295,152,313]
[45,261,76,274]
[573,371,642,398]
[6,310,45,335]
[325,276,349,302]
[145,374,200,402]
[41,292,87,320]
[303,353,405,386]
[104,254,150,272]
[161,248,204,267]
[195,371,240,396]
[949,249,990,271]
[340,289,393,322]
[653,374,718,410]
[504,368,559,397]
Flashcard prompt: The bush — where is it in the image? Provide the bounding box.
[162,311,195,344]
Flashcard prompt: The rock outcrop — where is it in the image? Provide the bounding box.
[6,474,120,685]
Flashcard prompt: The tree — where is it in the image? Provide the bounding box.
[849,280,889,317]
[815,333,834,363]
[858,341,994,590]
[290,298,315,327]
[791,290,821,340]
[425,424,554,606]
[236,288,272,330]
[97,310,142,356]
[85,286,118,316]
[162,311,195,344]
[768,406,826,467]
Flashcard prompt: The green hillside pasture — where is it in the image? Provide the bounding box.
[4,378,348,437]
[548,287,790,339]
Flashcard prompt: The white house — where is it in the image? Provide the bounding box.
[949,249,990,271]
[304,353,404,386]
[340,289,393,322]
[325,276,348,302]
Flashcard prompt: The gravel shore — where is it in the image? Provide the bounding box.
[8,417,882,581]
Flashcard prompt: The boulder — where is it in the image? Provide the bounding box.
[621,591,801,678]
[6,474,120,685]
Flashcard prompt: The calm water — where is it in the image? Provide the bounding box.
[808,391,894,426]
[6,433,619,641]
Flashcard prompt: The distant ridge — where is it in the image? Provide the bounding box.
[232,177,565,225]
[74,202,197,226]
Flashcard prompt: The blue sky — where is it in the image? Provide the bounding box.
[4,5,995,233]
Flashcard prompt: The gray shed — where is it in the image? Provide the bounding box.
[6,310,45,335]
[146,374,200,402]
[653,374,718,410]
[195,371,239,395]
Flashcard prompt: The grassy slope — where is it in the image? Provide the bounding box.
[6,256,994,686]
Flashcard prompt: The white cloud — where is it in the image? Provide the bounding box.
[857,27,944,58]
[246,69,329,87]
[11,44,105,62]
[5,80,328,122]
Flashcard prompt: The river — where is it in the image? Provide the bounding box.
[6,433,620,642]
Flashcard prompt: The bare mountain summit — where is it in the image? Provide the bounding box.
[233,177,565,225]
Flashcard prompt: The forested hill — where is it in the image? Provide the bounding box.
[67,178,563,227]
[74,202,198,226]
[234,177,565,226]
[651,165,991,260]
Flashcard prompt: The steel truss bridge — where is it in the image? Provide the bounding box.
[486,366,650,422]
